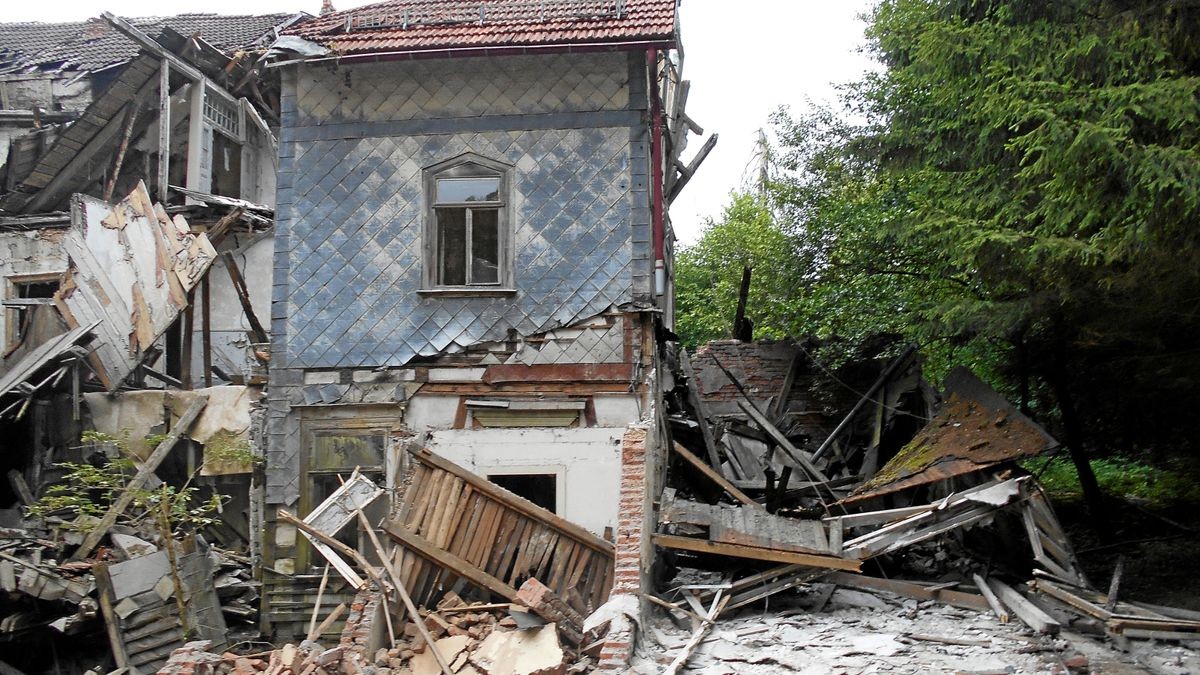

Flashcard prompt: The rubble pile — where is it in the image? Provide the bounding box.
[641,340,1200,671]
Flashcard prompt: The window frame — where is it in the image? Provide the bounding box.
[5,272,62,352]
[296,415,394,571]
[421,153,516,295]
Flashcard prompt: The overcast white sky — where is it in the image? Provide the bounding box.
[2,0,877,244]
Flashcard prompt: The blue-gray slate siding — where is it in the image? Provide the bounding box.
[265,51,651,506]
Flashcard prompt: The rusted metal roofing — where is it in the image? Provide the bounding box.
[0,13,295,75]
[284,0,676,56]
[843,367,1059,504]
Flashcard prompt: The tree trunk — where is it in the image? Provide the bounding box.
[1051,378,1111,543]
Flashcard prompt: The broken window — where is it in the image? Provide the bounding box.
[5,274,60,352]
[299,427,387,569]
[424,154,512,290]
[487,473,558,513]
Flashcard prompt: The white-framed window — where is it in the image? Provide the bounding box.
[4,273,60,353]
[422,153,514,293]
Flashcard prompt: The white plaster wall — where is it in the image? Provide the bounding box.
[188,232,274,383]
[426,427,623,537]
[593,393,642,427]
[404,394,460,431]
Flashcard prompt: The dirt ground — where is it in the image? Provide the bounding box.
[631,583,1200,674]
[1058,500,1200,612]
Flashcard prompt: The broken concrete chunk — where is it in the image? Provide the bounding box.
[110,532,157,560]
[469,625,564,675]
[408,635,471,675]
[830,588,892,611]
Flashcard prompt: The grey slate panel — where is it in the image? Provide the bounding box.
[278,127,635,368]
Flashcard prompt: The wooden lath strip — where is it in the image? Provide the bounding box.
[386,447,616,611]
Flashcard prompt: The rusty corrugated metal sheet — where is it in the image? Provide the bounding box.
[843,367,1058,504]
[285,0,676,55]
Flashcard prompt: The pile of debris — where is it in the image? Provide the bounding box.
[156,457,624,675]
[643,339,1200,671]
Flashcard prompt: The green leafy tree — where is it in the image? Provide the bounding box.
[674,193,804,350]
[765,0,1200,521]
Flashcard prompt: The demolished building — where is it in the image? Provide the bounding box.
[0,1,1196,674]
[0,9,292,671]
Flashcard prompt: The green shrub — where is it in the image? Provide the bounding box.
[1029,455,1200,507]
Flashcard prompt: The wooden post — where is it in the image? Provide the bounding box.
[157,58,171,202]
[201,275,212,387]
[680,350,723,471]
[102,104,139,202]
[93,564,131,668]
[181,290,194,389]
[306,563,331,641]
[221,251,269,343]
[732,265,752,341]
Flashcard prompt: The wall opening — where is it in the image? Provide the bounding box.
[5,274,60,351]
[488,473,557,513]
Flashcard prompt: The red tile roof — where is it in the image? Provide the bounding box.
[285,0,676,56]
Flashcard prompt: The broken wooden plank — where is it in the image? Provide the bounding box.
[276,510,368,590]
[221,251,269,344]
[652,534,860,572]
[643,593,705,624]
[723,567,828,611]
[680,349,723,472]
[737,400,829,483]
[355,510,453,675]
[974,574,1010,623]
[670,442,763,511]
[69,395,208,561]
[1105,556,1124,613]
[306,564,331,642]
[666,132,718,204]
[663,590,728,675]
[826,572,991,613]
[384,521,518,602]
[904,633,990,647]
[990,579,1061,635]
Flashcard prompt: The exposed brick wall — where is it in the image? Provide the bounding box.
[597,424,650,671]
[693,339,813,410]
[693,339,889,448]
[340,584,385,665]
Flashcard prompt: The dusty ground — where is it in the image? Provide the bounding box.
[629,583,1200,674]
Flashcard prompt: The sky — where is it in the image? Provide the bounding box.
[1,0,878,244]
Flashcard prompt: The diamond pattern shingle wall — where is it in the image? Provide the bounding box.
[295,53,629,125]
[279,127,633,369]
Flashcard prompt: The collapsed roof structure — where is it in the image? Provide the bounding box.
[0,2,1193,674]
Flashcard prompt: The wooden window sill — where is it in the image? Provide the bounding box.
[417,288,517,298]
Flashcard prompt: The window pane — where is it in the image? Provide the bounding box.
[437,208,467,286]
[437,177,499,203]
[309,432,385,472]
[471,209,500,284]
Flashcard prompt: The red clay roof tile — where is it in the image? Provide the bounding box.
[285,0,676,55]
